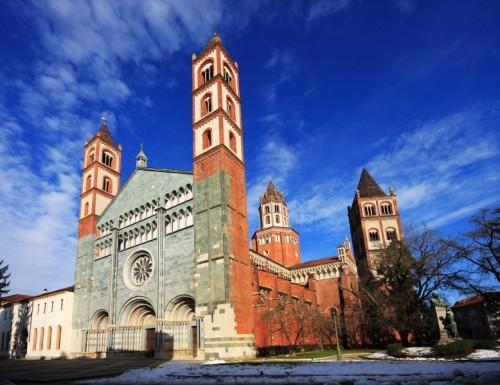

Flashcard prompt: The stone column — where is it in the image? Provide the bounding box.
[108,227,119,325]
[155,207,166,317]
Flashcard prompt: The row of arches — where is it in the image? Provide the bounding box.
[119,202,157,228]
[257,233,298,245]
[164,184,193,208]
[90,295,195,329]
[31,325,62,351]
[118,222,158,251]
[363,202,393,217]
[117,207,194,252]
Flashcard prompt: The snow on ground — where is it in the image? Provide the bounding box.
[82,360,500,384]
[467,349,500,360]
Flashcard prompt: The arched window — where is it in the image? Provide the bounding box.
[85,175,92,191]
[386,228,397,241]
[364,204,376,216]
[56,325,62,350]
[32,328,37,351]
[198,60,214,86]
[103,177,112,193]
[84,202,89,217]
[275,215,280,224]
[226,97,235,119]
[266,216,270,225]
[265,206,270,214]
[368,229,380,242]
[102,151,113,167]
[202,94,212,116]
[223,64,234,86]
[202,129,212,149]
[381,202,393,215]
[229,131,237,152]
[87,149,95,165]
[47,326,52,350]
[39,327,44,350]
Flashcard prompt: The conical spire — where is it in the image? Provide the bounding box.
[356,168,386,198]
[96,116,115,145]
[135,143,148,168]
[260,180,285,204]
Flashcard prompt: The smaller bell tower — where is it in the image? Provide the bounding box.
[348,169,403,278]
[78,117,122,238]
[251,181,301,266]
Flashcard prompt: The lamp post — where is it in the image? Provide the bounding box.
[331,307,342,361]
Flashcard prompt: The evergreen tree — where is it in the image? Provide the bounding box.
[0,259,10,296]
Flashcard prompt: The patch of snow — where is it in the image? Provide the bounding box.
[81,361,500,384]
[403,346,433,357]
[366,351,389,359]
[467,349,500,360]
[202,359,226,365]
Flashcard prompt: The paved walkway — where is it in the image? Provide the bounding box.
[0,358,163,384]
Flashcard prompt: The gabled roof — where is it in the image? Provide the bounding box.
[0,294,32,304]
[29,286,74,300]
[356,168,386,198]
[289,256,340,269]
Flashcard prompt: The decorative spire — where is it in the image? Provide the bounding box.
[135,143,148,168]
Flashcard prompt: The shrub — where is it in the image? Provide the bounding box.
[387,343,405,357]
[472,340,497,350]
[432,339,475,357]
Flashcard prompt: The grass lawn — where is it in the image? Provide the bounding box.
[264,348,380,360]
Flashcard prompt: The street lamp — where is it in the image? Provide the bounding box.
[331,307,342,361]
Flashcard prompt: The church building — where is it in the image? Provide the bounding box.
[70,34,404,360]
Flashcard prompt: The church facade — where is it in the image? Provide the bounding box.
[71,35,404,360]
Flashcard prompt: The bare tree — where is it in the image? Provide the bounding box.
[260,293,314,354]
[446,207,500,298]
[362,227,461,345]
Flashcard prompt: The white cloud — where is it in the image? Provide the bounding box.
[307,0,351,23]
[1,0,263,294]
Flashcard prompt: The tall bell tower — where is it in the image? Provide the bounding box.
[192,34,256,359]
[73,118,121,331]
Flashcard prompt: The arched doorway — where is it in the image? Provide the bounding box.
[89,310,109,353]
[160,295,197,358]
[119,298,157,353]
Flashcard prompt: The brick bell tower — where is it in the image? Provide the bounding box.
[78,117,122,238]
[73,118,121,330]
[251,181,301,266]
[348,168,403,278]
[192,34,256,359]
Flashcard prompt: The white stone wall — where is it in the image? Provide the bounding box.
[26,291,74,359]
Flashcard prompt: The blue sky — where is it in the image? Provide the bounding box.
[1,0,499,294]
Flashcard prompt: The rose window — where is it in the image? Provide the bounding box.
[131,255,153,286]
